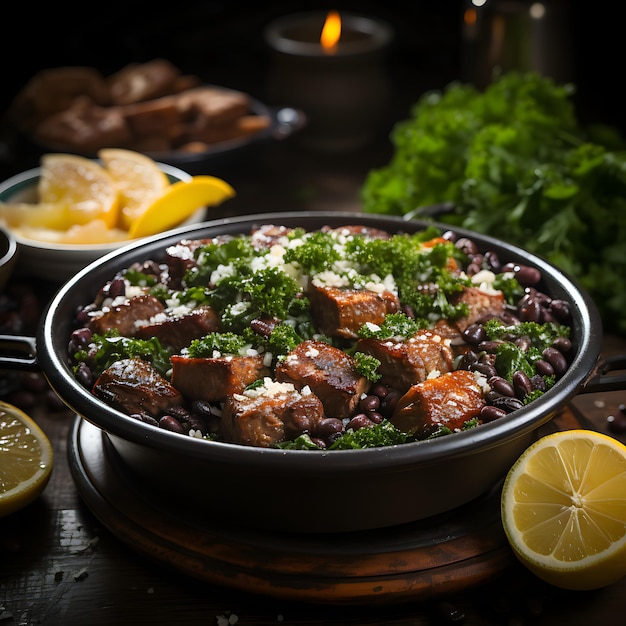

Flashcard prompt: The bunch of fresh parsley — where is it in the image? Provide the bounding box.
[362,71,626,336]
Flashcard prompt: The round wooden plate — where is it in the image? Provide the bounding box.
[67,416,519,605]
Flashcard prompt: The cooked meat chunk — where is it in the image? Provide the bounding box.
[452,287,506,332]
[135,305,220,352]
[220,381,325,447]
[88,294,165,336]
[308,284,400,339]
[108,58,181,105]
[93,358,182,418]
[275,340,369,418]
[390,370,487,439]
[356,331,454,394]
[170,354,270,402]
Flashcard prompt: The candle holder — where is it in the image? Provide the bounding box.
[264,11,393,153]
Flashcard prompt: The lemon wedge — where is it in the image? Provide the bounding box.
[38,153,120,228]
[0,401,54,517]
[501,429,626,590]
[127,175,235,238]
[98,148,170,230]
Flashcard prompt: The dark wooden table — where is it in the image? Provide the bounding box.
[1,137,626,626]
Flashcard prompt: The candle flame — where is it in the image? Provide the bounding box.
[320,11,342,51]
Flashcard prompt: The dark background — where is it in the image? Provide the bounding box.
[0,0,621,170]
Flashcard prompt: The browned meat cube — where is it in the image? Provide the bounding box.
[135,305,220,352]
[93,358,182,418]
[170,354,270,402]
[119,94,182,138]
[275,340,368,418]
[390,370,487,439]
[108,58,181,105]
[308,284,400,339]
[88,294,165,336]
[175,86,250,126]
[356,330,454,394]
[220,380,326,447]
[34,97,132,153]
[452,287,506,332]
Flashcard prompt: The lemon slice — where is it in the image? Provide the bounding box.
[501,429,626,590]
[0,201,70,230]
[98,148,170,230]
[127,175,235,238]
[39,153,120,228]
[0,401,54,517]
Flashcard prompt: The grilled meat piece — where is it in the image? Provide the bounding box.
[356,330,454,394]
[170,354,270,402]
[135,305,220,352]
[275,339,369,418]
[220,381,325,447]
[92,357,182,418]
[390,369,487,439]
[308,284,400,339]
[451,286,506,332]
[87,294,165,337]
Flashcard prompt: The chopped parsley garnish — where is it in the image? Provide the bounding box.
[357,312,424,340]
[352,351,381,382]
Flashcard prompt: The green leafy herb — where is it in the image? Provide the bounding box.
[328,420,408,449]
[361,71,626,335]
[352,351,381,382]
[357,312,424,340]
[74,330,172,378]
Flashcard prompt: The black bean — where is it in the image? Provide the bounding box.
[519,298,542,323]
[159,415,185,434]
[512,370,533,399]
[107,277,126,299]
[402,304,415,319]
[75,362,94,388]
[542,347,568,377]
[191,400,215,417]
[484,250,501,273]
[480,405,507,422]
[347,414,373,431]
[463,323,487,345]
[470,362,497,379]
[491,396,525,413]
[477,340,504,353]
[369,411,383,424]
[549,299,571,322]
[380,389,402,417]
[310,437,327,449]
[488,376,515,397]
[70,327,93,350]
[503,263,541,286]
[540,310,557,323]
[370,382,389,399]
[535,359,554,377]
[359,394,380,412]
[314,417,344,439]
[552,336,572,354]
[455,237,478,256]
[456,351,479,370]
[466,262,482,276]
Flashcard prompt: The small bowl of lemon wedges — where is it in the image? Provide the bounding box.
[0,149,235,282]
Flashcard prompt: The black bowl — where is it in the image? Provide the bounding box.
[37,212,602,533]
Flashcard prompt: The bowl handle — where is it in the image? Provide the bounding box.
[580,354,626,394]
[0,334,38,371]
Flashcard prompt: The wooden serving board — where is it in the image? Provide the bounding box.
[67,406,589,606]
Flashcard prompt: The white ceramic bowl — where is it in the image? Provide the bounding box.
[0,227,18,291]
[0,162,205,282]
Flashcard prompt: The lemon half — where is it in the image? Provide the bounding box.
[98,148,170,230]
[0,401,54,517]
[501,429,626,590]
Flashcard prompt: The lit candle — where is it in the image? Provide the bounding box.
[264,11,393,152]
